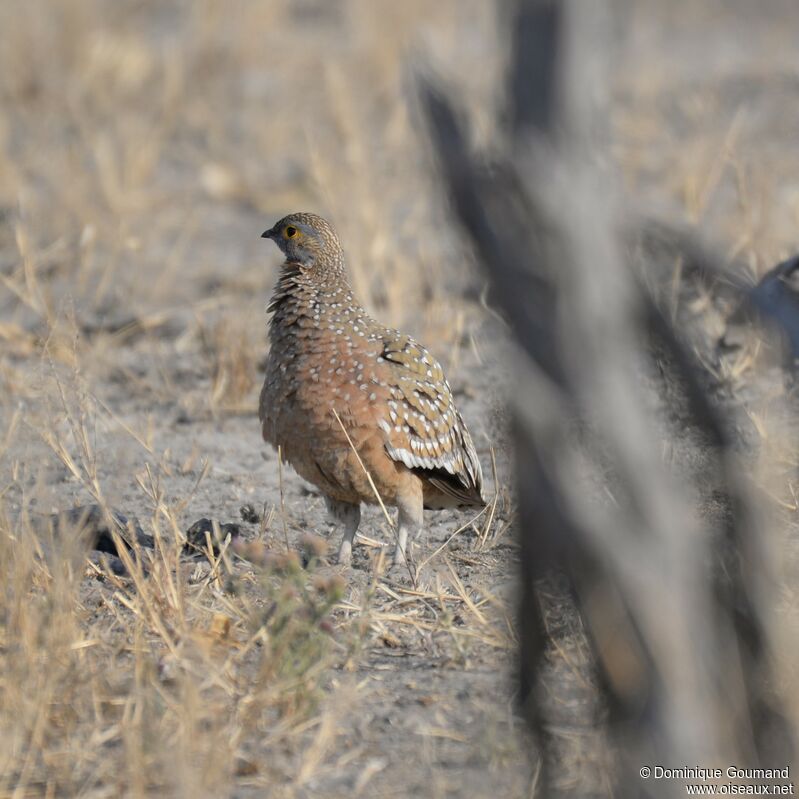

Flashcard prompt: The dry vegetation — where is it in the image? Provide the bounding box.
[0,2,521,796]
[1,0,799,796]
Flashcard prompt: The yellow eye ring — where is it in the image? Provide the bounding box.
[284,226,298,239]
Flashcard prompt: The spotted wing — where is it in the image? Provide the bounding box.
[378,333,484,506]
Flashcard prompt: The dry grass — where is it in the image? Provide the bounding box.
[0,547,343,796]
[1,0,799,795]
[0,367,515,796]
[0,373,344,795]
[0,0,494,783]
[0,5,515,794]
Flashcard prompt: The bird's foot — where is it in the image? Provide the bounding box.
[385,546,417,585]
[336,540,353,567]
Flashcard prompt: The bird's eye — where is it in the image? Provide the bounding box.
[284,226,298,239]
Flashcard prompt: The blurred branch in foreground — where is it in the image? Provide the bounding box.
[420,0,794,794]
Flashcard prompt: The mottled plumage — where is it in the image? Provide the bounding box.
[259,212,485,566]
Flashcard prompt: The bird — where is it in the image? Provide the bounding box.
[258,212,485,568]
[719,254,799,363]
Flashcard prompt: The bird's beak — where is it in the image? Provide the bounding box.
[261,227,276,239]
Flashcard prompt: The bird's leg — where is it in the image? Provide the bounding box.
[324,497,361,565]
[393,486,424,567]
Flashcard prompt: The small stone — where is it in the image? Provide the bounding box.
[239,503,261,524]
[185,518,242,555]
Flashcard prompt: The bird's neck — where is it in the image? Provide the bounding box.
[267,260,368,342]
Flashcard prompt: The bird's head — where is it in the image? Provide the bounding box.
[261,212,343,268]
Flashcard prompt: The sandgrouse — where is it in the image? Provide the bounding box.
[259,212,485,567]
